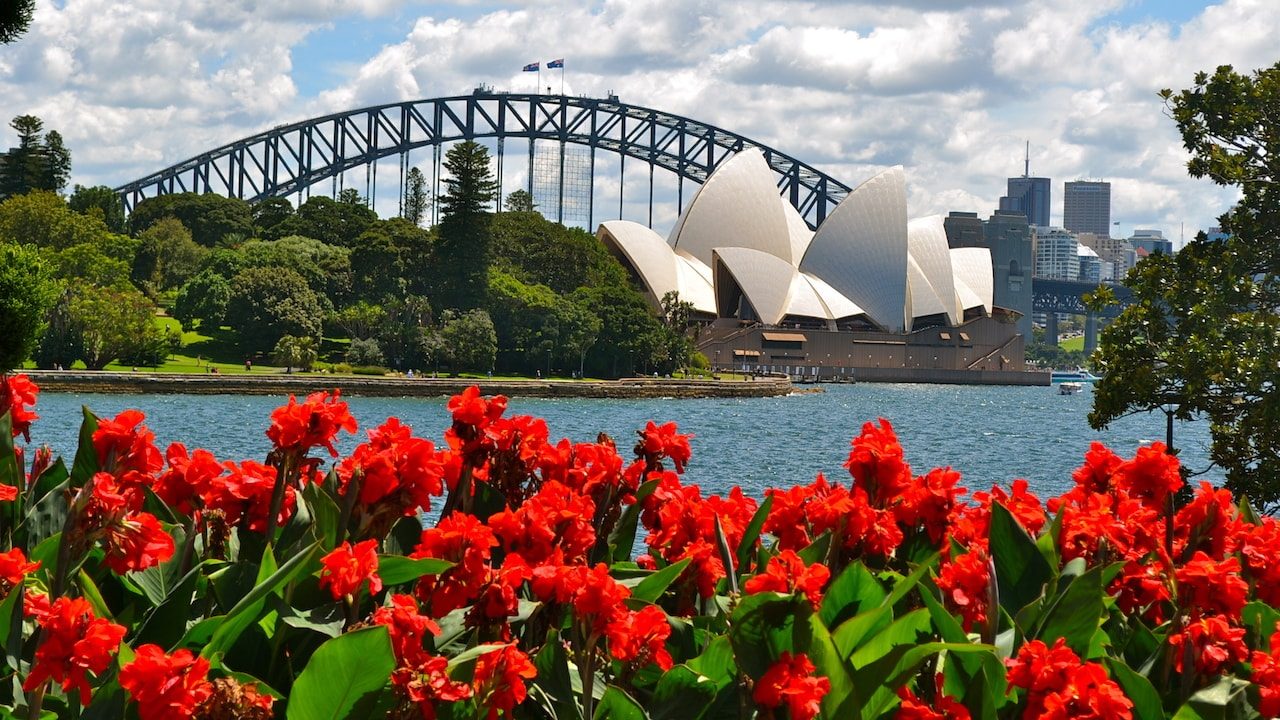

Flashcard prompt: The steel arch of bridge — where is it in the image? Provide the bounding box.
[114,92,852,228]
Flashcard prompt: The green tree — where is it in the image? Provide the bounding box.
[68,185,127,233]
[240,235,351,306]
[252,197,294,237]
[1090,62,1280,509]
[329,301,387,340]
[562,291,602,377]
[439,308,496,375]
[66,284,162,370]
[346,338,385,367]
[226,267,324,353]
[435,141,498,310]
[272,335,319,373]
[132,218,208,292]
[267,195,376,247]
[403,167,430,226]
[488,269,566,375]
[376,295,434,371]
[0,0,35,44]
[50,243,133,289]
[490,211,630,294]
[503,189,537,214]
[128,193,255,247]
[577,283,664,378]
[0,115,45,198]
[173,271,232,331]
[0,190,110,249]
[0,243,57,371]
[658,290,696,375]
[41,130,71,194]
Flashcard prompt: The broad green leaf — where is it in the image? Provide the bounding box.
[286,626,396,720]
[610,479,659,563]
[593,686,648,720]
[0,581,22,655]
[734,496,773,576]
[77,569,112,619]
[632,558,691,604]
[728,593,798,678]
[277,600,346,639]
[302,482,342,551]
[820,562,886,629]
[1034,564,1105,656]
[68,406,100,488]
[990,501,1053,616]
[0,412,21,519]
[650,666,717,720]
[797,530,832,566]
[1243,602,1280,652]
[533,630,579,720]
[377,555,452,586]
[713,515,738,593]
[854,642,996,720]
[847,609,931,668]
[1171,674,1255,720]
[201,541,320,660]
[135,561,208,648]
[128,525,187,606]
[1105,658,1165,720]
[833,556,937,656]
[687,635,736,686]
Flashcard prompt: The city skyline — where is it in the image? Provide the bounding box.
[1,0,1274,246]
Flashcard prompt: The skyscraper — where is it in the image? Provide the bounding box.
[997,144,1050,227]
[1063,181,1111,237]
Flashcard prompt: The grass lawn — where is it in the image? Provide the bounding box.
[103,317,289,374]
[1059,336,1085,353]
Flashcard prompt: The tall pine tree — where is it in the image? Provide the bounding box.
[403,166,429,227]
[435,141,498,311]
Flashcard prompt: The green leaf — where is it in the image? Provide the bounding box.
[734,495,772,576]
[1033,564,1105,656]
[650,666,717,720]
[687,634,736,686]
[0,581,22,656]
[68,406,100,488]
[990,500,1053,616]
[286,626,396,720]
[302,482,342,551]
[200,541,320,660]
[135,562,207,648]
[593,686,648,720]
[632,558,692,604]
[128,524,187,606]
[610,479,659,563]
[77,569,113,619]
[376,555,452,586]
[796,530,832,566]
[1105,658,1165,720]
[533,630,579,720]
[1171,674,1255,720]
[820,561,886,629]
[0,412,21,515]
[847,609,932,668]
[853,642,996,720]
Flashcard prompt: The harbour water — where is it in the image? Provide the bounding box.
[24,383,1213,502]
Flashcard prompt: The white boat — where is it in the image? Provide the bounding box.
[1058,381,1084,395]
[1050,367,1101,383]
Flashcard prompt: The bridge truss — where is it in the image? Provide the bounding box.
[114,92,852,229]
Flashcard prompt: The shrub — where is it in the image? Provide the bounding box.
[350,364,388,376]
[346,337,384,367]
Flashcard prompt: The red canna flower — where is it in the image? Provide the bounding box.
[895,466,967,546]
[447,386,508,429]
[896,674,971,719]
[0,482,15,502]
[744,550,831,609]
[0,548,38,598]
[637,421,693,473]
[372,594,441,667]
[1174,482,1246,559]
[101,511,176,575]
[337,418,446,511]
[488,480,596,566]
[24,596,127,704]
[1071,442,1124,495]
[1112,442,1182,508]
[266,390,357,458]
[92,408,163,477]
[1006,638,1132,720]
[1175,552,1248,620]
[119,644,213,720]
[319,539,383,600]
[845,418,912,503]
[1110,558,1172,624]
[1241,518,1280,606]
[1167,614,1248,677]
[210,459,293,533]
[412,513,497,617]
[569,563,631,635]
[606,605,673,670]
[154,443,223,516]
[391,654,472,720]
[753,651,830,720]
[1251,644,1280,718]
[937,548,991,632]
[0,373,39,441]
[472,644,537,720]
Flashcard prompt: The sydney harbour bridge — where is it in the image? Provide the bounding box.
[113,90,1130,346]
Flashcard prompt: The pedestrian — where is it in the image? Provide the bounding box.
[245,358,252,372]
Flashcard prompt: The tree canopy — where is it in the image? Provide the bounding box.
[0,0,34,44]
[1090,61,1280,509]
[0,116,71,199]
[129,192,255,247]
[0,243,57,371]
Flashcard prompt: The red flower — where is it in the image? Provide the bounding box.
[1071,442,1123,494]
[1174,482,1246,558]
[447,386,508,429]
[319,539,383,600]
[1006,638,1132,720]
[92,408,163,477]
[24,596,127,704]
[1175,552,1248,620]
[0,548,38,597]
[744,550,831,609]
[895,466,967,546]
[337,418,446,513]
[391,654,472,720]
[1242,519,1280,606]
[101,511,176,575]
[936,549,991,632]
[1110,558,1172,624]
[570,563,631,635]
[638,421,693,473]
[950,479,1045,548]
[210,459,293,532]
[472,645,537,720]
[155,443,223,516]
[896,674,971,719]
[488,480,596,566]
[1251,646,1280,718]
[119,644,213,720]
[412,513,497,617]
[0,373,39,441]
[606,605,673,670]
[1167,614,1248,677]
[845,418,912,503]
[0,482,15,502]
[266,390,357,457]
[753,651,830,720]
[373,594,441,666]
[1112,442,1182,508]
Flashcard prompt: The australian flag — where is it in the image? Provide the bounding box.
[523,62,539,72]
[547,58,564,69]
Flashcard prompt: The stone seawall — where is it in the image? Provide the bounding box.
[845,367,1051,386]
[23,371,795,399]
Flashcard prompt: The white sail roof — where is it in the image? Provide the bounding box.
[669,149,794,267]
[711,247,797,326]
[799,166,910,332]
[907,215,961,326]
[950,247,994,314]
[597,220,716,314]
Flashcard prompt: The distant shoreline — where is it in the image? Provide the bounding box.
[22,371,795,399]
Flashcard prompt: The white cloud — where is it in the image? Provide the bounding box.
[0,0,1273,243]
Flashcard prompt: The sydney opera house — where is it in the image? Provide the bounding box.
[597,150,1029,382]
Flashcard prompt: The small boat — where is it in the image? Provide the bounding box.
[1058,382,1084,395]
[1051,367,1101,383]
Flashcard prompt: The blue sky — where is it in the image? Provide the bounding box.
[1,0,1275,243]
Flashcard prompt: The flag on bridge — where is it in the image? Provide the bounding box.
[547,58,564,69]
[523,62,539,72]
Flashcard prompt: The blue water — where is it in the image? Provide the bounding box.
[19,384,1213,502]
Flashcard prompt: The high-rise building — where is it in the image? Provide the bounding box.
[1000,176,1051,228]
[1077,245,1102,284]
[1063,181,1111,237]
[1129,229,1173,255]
[945,210,1033,340]
[1033,226,1079,281]
[1077,233,1135,282]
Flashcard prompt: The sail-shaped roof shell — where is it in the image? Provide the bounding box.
[669,149,794,267]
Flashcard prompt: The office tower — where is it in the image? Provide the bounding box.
[1033,226,1079,281]
[1129,228,1173,255]
[1063,181,1111,237]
